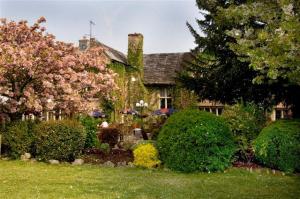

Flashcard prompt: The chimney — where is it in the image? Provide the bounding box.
[79,36,89,51]
[127,33,144,77]
[89,37,97,48]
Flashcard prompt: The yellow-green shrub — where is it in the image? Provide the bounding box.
[133,143,160,168]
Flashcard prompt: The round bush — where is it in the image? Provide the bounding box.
[2,120,36,159]
[157,109,236,172]
[253,119,300,172]
[133,143,160,168]
[34,120,86,161]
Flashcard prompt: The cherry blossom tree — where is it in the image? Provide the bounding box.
[0,17,117,120]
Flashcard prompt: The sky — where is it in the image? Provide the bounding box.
[0,0,202,54]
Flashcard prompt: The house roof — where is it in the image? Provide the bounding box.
[94,41,128,65]
[143,52,191,85]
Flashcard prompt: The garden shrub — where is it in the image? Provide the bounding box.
[253,119,300,172]
[157,109,236,172]
[34,120,86,161]
[98,127,120,148]
[99,143,110,154]
[222,102,266,162]
[2,120,37,159]
[133,143,160,168]
[79,115,101,149]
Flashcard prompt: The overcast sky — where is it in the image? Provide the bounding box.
[0,0,202,54]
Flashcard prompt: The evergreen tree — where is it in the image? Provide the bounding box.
[179,0,300,116]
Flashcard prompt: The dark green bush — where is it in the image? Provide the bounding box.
[79,115,101,149]
[2,120,37,158]
[157,109,236,172]
[34,120,86,161]
[253,119,300,172]
[222,102,266,162]
[98,127,120,148]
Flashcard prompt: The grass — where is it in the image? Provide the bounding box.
[0,160,299,199]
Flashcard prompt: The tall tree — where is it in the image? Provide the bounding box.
[0,17,117,120]
[222,0,300,86]
[179,0,300,116]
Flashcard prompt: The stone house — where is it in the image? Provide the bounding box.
[79,33,291,122]
[79,34,203,120]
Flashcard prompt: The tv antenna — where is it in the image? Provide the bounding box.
[89,20,95,39]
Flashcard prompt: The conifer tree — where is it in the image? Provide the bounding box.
[179,0,300,116]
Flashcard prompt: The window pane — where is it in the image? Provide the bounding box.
[167,98,172,108]
[212,108,216,114]
[275,110,282,120]
[218,108,223,115]
[160,99,166,109]
[166,89,172,97]
[160,89,166,97]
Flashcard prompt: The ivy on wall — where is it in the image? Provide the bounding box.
[127,34,148,108]
[127,34,144,69]
[105,62,127,123]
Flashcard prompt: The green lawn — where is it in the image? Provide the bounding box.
[0,160,299,199]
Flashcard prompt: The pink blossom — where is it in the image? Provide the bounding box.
[0,17,117,118]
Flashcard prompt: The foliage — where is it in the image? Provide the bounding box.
[144,115,167,140]
[98,127,120,148]
[157,109,236,172]
[127,33,148,106]
[133,143,160,168]
[222,102,266,162]
[127,33,143,69]
[178,1,273,106]
[79,115,101,149]
[221,1,300,86]
[178,0,300,116]
[107,62,127,123]
[173,86,198,109]
[253,119,300,172]
[34,120,86,161]
[101,98,114,122]
[0,17,116,120]
[99,143,110,154]
[2,120,37,158]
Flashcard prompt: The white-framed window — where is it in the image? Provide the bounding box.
[159,88,172,109]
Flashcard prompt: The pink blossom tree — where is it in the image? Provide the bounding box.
[0,17,117,120]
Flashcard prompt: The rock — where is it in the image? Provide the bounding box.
[163,167,170,171]
[127,162,134,168]
[30,158,37,163]
[72,159,84,165]
[20,155,27,161]
[24,153,31,159]
[117,161,127,167]
[49,159,60,164]
[102,161,115,167]
[20,152,31,161]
